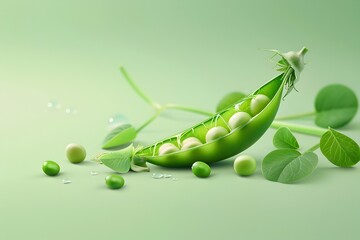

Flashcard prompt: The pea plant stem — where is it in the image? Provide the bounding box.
[275,111,316,120]
[305,143,320,153]
[163,104,213,116]
[135,105,212,132]
[120,67,327,138]
[120,66,213,132]
[136,111,161,133]
[271,121,326,137]
[120,66,162,110]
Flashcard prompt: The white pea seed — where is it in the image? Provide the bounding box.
[158,143,179,156]
[205,126,229,143]
[181,140,202,150]
[250,94,270,116]
[182,137,202,146]
[228,112,252,130]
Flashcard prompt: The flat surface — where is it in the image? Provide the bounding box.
[1,1,359,239]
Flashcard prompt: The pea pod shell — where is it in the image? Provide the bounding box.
[136,74,285,167]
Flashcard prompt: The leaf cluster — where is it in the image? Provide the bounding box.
[262,127,360,184]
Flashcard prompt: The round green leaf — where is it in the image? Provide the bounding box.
[262,149,318,183]
[315,84,358,128]
[273,127,299,149]
[216,92,247,112]
[320,128,360,167]
[102,124,137,149]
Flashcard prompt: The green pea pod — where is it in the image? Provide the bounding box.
[136,74,283,167]
[98,47,308,171]
[134,47,308,167]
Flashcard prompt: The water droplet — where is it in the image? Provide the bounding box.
[65,107,78,115]
[152,173,164,179]
[90,171,98,176]
[163,174,172,178]
[108,114,129,127]
[47,101,55,108]
[62,179,72,184]
[47,101,61,109]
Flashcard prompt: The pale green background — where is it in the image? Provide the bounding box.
[1,0,359,239]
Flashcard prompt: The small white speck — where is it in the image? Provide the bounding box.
[108,114,129,127]
[152,173,164,179]
[62,179,72,184]
[47,101,54,108]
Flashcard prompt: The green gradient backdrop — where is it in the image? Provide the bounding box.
[1,1,359,239]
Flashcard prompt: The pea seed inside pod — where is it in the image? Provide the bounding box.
[228,112,251,130]
[250,94,271,116]
[158,143,179,156]
[181,139,202,150]
[205,126,229,143]
[182,137,201,145]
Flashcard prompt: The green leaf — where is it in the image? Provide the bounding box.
[262,149,318,183]
[216,92,247,112]
[315,84,358,128]
[102,124,137,149]
[320,128,360,167]
[98,144,134,173]
[273,127,299,149]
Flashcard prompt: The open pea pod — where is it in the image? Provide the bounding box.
[98,47,308,171]
[136,74,284,167]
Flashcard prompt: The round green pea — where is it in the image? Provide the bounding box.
[105,174,125,189]
[234,155,256,176]
[192,161,211,178]
[66,143,86,163]
[42,161,60,176]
